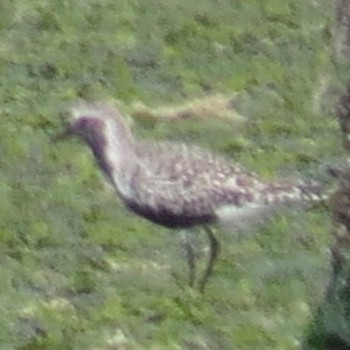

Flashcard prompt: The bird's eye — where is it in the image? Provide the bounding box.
[78,117,91,128]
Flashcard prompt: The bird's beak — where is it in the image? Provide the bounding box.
[51,110,72,143]
[50,127,72,142]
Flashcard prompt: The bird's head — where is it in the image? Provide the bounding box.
[53,100,135,171]
[54,102,115,144]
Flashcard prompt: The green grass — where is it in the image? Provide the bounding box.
[0,0,342,349]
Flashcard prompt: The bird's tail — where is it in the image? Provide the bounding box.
[263,179,328,207]
[217,179,327,233]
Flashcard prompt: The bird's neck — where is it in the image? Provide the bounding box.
[91,118,136,188]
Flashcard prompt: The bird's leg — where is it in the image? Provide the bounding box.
[198,227,220,293]
[185,240,197,288]
[180,230,197,288]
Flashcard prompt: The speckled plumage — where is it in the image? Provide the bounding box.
[62,101,323,291]
[128,141,321,229]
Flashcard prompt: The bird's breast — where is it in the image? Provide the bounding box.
[125,198,215,228]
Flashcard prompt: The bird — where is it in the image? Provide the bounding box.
[57,100,324,292]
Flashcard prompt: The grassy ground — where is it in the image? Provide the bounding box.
[0,0,342,349]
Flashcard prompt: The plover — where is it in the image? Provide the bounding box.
[57,101,323,292]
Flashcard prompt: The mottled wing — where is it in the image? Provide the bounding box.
[126,141,262,227]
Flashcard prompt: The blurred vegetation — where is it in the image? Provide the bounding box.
[0,0,343,349]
